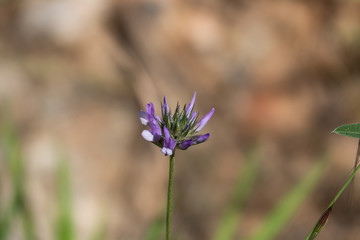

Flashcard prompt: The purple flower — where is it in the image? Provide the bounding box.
[139,92,214,155]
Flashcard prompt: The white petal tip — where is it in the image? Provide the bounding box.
[139,110,149,125]
[161,148,173,156]
[142,130,154,141]
[140,118,149,125]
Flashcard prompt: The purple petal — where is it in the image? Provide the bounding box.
[194,133,210,144]
[149,119,161,142]
[141,130,154,141]
[162,126,177,155]
[195,108,215,132]
[164,126,177,149]
[169,139,177,150]
[163,125,170,140]
[186,92,196,116]
[178,139,193,150]
[162,96,170,114]
[139,110,149,125]
[147,113,162,142]
[146,103,155,116]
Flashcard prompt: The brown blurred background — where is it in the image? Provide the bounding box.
[1,0,360,239]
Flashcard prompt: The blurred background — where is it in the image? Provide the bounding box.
[0,0,360,239]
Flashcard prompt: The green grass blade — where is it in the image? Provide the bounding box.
[333,123,360,138]
[0,208,14,240]
[0,118,37,240]
[55,157,74,240]
[212,149,260,240]
[246,157,327,240]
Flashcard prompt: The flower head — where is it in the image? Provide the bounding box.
[139,92,214,156]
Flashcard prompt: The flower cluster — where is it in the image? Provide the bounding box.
[139,92,214,156]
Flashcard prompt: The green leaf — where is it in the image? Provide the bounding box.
[333,123,360,138]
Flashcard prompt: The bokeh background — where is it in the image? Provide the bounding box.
[1,0,360,239]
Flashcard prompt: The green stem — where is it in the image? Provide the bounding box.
[327,160,360,208]
[305,152,360,240]
[166,154,175,240]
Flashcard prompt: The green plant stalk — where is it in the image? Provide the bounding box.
[352,139,360,175]
[329,163,360,207]
[166,154,175,240]
[305,161,360,240]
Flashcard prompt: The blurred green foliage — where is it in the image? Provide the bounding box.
[213,149,260,240]
[0,118,37,240]
[0,118,104,240]
[144,215,165,240]
[246,157,327,240]
[55,157,74,240]
[3,119,356,240]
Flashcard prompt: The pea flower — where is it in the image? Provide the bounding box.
[139,92,214,156]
